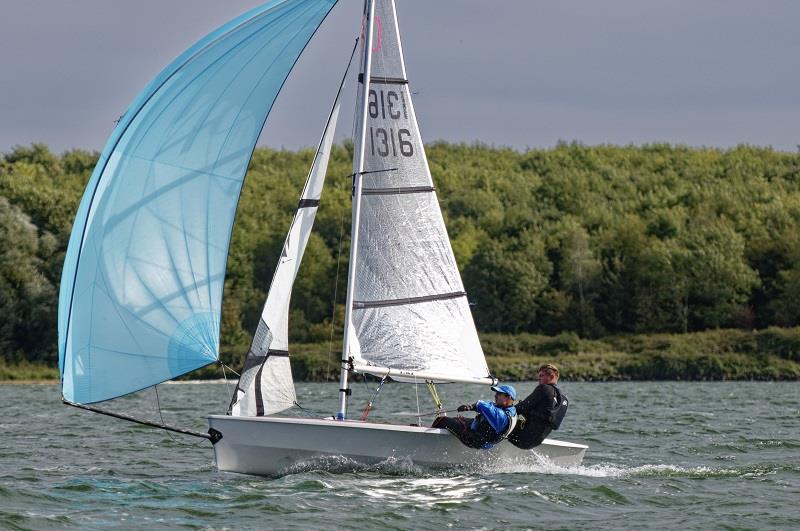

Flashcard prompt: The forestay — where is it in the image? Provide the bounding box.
[348,0,490,383]
[58,0,338,404]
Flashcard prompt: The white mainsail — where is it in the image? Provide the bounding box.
[347,0,491,383]
[230,74,346,417]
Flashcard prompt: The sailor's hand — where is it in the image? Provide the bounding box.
[457,404,473,412]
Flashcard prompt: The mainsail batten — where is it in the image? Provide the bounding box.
[352,291,467,309]
[360,186,435,195]
[58,0,339,405]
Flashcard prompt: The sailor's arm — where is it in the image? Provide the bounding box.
[474,400,509,433]
[518,385,555,420]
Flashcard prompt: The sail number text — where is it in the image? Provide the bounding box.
[368,89,414,158]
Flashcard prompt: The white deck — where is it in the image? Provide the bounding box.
[208,415,587,476]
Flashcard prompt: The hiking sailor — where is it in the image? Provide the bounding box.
[508,363,569,449]
[431,384,518,449]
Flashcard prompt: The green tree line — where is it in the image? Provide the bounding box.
[2,142,800,369]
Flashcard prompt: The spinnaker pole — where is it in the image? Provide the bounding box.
[338,0,376,420]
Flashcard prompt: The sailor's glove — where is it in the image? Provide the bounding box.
[457,404,474,412]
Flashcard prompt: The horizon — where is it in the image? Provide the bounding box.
[5,139,795,158]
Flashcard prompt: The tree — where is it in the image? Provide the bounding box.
[767,231,800,326]
[680,219,759,330]
[0,198,57,362]
[464,231,551,333]
[557,223,603,336]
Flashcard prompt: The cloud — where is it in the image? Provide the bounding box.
[1,0,799,153]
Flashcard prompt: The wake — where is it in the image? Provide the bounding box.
[276,451,788,480]
[475,454,784,479]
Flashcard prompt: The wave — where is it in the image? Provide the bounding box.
[474,454,797,479]
[280,454,425,477]
[275,450,796,481]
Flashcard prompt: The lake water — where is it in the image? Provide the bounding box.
[1,381,798,530]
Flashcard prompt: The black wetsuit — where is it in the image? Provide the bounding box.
[432,415,487,449]
[432,401,515,449]
[508,384,558,449]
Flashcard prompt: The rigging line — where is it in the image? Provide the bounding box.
[360,374,388,421]
[220,361,234,407]
[426,381,444,416]
[292,400,319,418]
[329,31,360,382]
[413,375,422,427]
[295,36,358,202]
[154,385,179,445]
[324,160,361,381]
[324,39,361,383]
[359,371,372,393]
[326,200,347,381]
[221,361,229,389]
[331,167,399,184]
[219,361,240,377]
[417,408,463,417]
[351,167,398,177]
[63,399,222,443]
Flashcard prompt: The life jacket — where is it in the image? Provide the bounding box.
[547,384,569,430]
[473,407,517,446]
[499,407,518,440]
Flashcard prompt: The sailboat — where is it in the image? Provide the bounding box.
[59,0,587,476]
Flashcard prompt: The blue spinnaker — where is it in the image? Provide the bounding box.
[58,0,338,404]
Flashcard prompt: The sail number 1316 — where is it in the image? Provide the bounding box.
[368,89,414,158]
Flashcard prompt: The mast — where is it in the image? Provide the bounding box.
[337,0,376,420]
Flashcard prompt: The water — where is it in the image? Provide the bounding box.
[1,381,798,530]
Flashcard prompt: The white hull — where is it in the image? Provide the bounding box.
[208,415,587,476]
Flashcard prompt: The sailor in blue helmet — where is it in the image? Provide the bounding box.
[431,384,518,449]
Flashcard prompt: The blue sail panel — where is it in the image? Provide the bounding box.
[58,0,338,404]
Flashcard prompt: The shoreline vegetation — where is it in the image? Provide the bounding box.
[5,327,799,383]
[4,143,800,384]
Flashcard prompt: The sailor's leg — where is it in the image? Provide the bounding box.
[432,416,468,431]
[508,422,552,449]
[432,416,485,449]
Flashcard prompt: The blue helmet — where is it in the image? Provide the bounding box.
[490,384,517,400]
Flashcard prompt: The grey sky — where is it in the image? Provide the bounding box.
[1,0,799,154]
